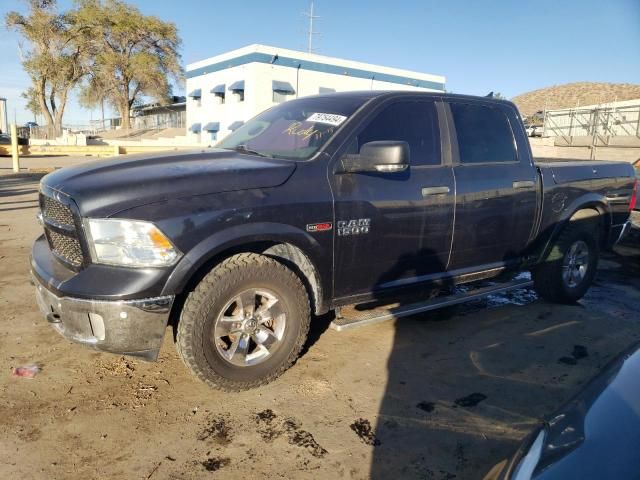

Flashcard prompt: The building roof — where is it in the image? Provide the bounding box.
[186,44,445,91]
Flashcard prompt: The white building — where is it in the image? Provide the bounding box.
[0,97,7,135]
[185,44,446,144]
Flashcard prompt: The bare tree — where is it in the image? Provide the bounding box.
[74,0,183,130]
[6,0,88,137]
[21,87,42,120]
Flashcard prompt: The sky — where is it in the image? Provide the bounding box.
[1,0,639,125]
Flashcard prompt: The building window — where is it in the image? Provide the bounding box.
[190,123,202,141]
[211,84,225,104]
[273,91,290,103]
[228,121,244,132]
[228,81,245,103]
[203,122,220,143]
[188,89,202,107]
[272,80,295,103]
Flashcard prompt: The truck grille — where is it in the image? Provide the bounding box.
[41,195,75,226]
[47,229,84,266]
[39,193,85,267]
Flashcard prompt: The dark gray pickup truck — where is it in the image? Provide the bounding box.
[31,92,637,390]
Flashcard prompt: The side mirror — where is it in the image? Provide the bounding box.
[339,141,410,173]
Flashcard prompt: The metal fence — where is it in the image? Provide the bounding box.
[25,110,187,139]
[543,104,640,138]
[130,110,186,130]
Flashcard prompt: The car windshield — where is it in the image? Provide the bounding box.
[217,96,368,160]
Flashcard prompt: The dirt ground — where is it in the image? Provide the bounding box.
[1,172,639,480]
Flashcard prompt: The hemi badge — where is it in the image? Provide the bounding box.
[306,222,333,232]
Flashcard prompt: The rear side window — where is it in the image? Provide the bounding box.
[450,103,517,164]
[355,101,441,166]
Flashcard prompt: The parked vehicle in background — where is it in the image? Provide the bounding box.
[484,341,640,480]
[526,125,543,137]
[0,133,28,146]
[31,91,637,391]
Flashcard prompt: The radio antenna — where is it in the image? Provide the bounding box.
[303,1,320,53]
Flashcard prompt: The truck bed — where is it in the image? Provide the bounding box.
[535,158,634,184]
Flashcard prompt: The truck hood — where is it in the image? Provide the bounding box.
[41,149,297,217]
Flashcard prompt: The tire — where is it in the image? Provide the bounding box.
[176,253,310,391]
[532,219,600,303]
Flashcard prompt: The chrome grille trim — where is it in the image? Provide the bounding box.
[41,195,75,226]
[47,230,84,266]
[39,192,85,268]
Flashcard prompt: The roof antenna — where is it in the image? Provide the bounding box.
[303,1,320,53]
[486,91,494,98]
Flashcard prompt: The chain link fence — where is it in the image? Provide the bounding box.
[25,110,186,140]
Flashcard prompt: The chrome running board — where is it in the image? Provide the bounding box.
[330,278,533,331]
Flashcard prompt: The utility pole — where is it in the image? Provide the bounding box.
[303,1,319,53]
[11,123,20,173]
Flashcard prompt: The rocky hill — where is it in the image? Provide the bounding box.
[512,82,640,116]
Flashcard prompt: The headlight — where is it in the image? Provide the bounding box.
[85,218,181,267]
[512,428,546,480]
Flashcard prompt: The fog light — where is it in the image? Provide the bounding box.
[88,313,105,340]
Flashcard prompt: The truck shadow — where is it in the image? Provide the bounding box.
[368,232,640,479]
[0,174,44,211]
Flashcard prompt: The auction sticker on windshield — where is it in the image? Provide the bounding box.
[306,113,347,126]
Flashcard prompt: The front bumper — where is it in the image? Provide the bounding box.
[33,274,174,361]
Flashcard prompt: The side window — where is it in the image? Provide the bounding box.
[450,103,517,164]
[355,101,440,166]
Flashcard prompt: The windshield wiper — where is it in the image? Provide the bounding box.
[231,145,270,157]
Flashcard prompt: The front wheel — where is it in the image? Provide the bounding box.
[532,221,599,303]
[176,253,310,391]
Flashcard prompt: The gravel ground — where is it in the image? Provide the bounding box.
[0,173,639,480]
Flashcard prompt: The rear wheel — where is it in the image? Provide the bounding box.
[176,253,310,391]
[532,219,599,303]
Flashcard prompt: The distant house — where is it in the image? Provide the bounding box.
[185,44,446,144]
[108,96,186,130]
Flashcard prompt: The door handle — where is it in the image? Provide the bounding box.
[513,180,535,189]
[422,186,450,196]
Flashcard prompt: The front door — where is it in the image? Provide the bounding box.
[330,99,455,299]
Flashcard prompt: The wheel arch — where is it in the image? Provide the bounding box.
[162,222,330,317]
[539,196,611,262]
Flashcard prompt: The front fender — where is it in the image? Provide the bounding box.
[160,222,329,298]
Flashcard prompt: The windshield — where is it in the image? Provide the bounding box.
[217,96,368,160]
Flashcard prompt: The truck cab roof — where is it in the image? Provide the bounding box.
[311,90,515,107]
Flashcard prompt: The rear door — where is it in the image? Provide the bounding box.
[446,101,538,270]
[330,98,455,298]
